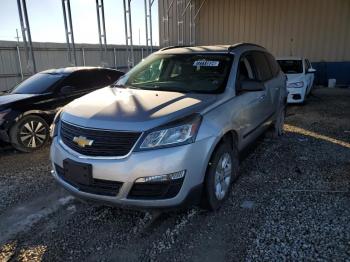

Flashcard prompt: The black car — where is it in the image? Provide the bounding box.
[0,67,124,152]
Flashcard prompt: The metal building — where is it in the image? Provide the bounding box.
[158,0,350,85]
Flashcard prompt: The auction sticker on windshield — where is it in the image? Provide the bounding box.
[193,60,220,67]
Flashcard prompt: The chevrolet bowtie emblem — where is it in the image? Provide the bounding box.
[73,136,94,148]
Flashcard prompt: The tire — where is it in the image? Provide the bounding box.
[10,115,50,152]
[201,140,239,211]
[267,107,285,138]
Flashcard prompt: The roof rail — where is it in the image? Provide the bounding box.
[228,43,265,52]
[159,45,193,51]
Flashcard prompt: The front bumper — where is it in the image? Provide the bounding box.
[287,88,306,103]
[50,136,215,209]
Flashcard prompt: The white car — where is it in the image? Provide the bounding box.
[277,57,316,103]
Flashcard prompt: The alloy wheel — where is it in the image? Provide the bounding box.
[214,152,232,200]
[19,120,47,148]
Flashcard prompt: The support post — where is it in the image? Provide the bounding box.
[179,0,193,45]
[15,29,24,80]
[193,0,206,45]
[123,0,134,69]
[113,47,117,69]
[177,0,184,45]
[162,0,175,46]
[96,0,108,67]
[82,47,86,66]
[149,0,154,52]
[144,0,155,54]
[144,0,149,53]
[17,0,36,74]
[189,0,194,45]
[62,0,77,66]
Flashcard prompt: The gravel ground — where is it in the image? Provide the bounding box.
[0,87,349,262]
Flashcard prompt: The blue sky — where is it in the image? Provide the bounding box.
[0,0,159,45]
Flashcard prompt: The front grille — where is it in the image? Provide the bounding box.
[55,164,123,196]
[60,121,141,157]
[128,178,184,200]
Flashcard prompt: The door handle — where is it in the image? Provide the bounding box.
[259,94,266,100]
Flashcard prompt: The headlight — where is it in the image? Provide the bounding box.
[0,109,10,125]
[50,109,62,138]
[287,81,304,88]
[138,114,202,150]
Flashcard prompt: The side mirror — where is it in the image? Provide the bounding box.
[60,86,76,95]
[307,68,316,74]
[239,80,265,92]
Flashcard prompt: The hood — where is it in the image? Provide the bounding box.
[62,87,217,131]
[286,73,305,84]
[0,93,39,108]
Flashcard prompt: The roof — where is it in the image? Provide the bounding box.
[40,66,113,75]
[158,43,266,54]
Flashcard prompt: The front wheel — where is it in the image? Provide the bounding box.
[10,115,50,152]
[202,141,239,210]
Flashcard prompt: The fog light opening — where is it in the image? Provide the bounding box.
[293,94,302,100]
[135,170,186,183]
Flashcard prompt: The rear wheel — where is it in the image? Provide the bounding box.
[10,115,50,152]
[201,140,239,210]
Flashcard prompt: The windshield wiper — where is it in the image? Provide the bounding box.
[111,84,142,90]
[111,83,126,88]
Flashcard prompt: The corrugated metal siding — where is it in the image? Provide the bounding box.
[0,41,158,91]
[159,0,350,62]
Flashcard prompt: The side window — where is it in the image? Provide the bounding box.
[107,70,124,83]
[236,53,256,92]
[265,53,280,76]
[238,57,255,81]
[62,70,109,92]
[250,51,273,81]
[131,59,163,84]
[170,63,182,78]
[99,70,124,86]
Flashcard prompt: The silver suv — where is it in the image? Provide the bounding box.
[50,43,287,210]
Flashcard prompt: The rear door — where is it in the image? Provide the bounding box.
[55,69,113,104]
[264,52,283,109]
[249,51,275,119]
[235,52,270,144]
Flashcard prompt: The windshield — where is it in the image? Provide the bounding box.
[277,60,303,74]
[11,73,65,94]
[116,53,233,93]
